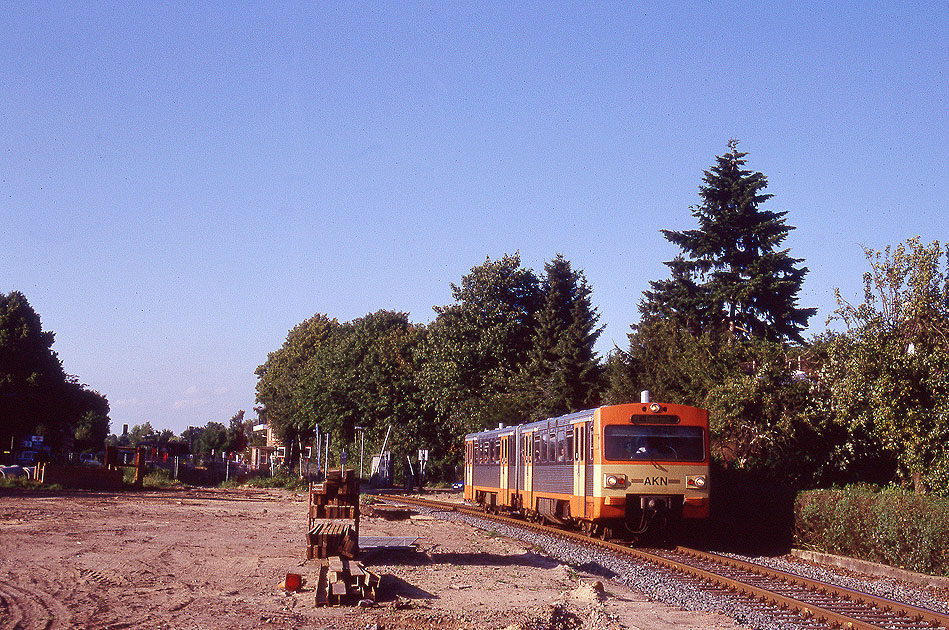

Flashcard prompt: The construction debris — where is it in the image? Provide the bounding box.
[312,558,381,607]
[307,469,360,560]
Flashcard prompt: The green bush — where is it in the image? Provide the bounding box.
[241,472,307,491]
[795,486,949,576]
[0,476,54,491]
[142,467,181,489]
[119,466,181,489]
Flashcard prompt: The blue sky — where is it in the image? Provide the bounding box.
[2,3,947,436]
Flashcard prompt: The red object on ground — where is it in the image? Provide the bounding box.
[284,572,302,591]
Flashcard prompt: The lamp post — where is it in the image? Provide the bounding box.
[354,426,365,480]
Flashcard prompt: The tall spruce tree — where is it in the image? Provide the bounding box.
[643,140,815,343]
[521,254,603,419]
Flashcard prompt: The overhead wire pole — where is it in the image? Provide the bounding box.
[354,426,365,480]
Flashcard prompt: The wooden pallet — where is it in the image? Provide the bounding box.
[313,558,382,606]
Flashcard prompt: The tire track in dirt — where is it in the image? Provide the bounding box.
[0,579,71,630]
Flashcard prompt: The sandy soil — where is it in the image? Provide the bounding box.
[0,486,745,630]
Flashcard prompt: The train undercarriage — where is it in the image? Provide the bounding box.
[472,489,685,544]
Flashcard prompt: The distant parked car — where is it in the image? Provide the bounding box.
[79,453,102,466]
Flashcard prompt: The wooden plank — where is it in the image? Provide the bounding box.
[314,564,329,606]
[365,569,382,588]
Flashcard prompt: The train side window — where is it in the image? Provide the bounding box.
[566,428,574,462]
[588,424,594,460]
[557,430,565,463]
[533,434,541,463]
[547,433,556,462]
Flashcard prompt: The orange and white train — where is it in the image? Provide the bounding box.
[463,394,710,540]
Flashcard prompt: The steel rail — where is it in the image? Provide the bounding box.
[377,494,949,630]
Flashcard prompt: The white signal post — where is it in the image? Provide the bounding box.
[354,426,365,480]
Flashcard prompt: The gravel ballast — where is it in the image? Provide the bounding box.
[406,503,949,630]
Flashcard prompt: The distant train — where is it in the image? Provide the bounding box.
[463,394,710,541]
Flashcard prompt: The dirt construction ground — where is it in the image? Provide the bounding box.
[0,486,745,630]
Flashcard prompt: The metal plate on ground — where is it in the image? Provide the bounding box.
[358,536,419,550]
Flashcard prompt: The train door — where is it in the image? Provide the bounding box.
[573,422,586,517]
[500,434,509,505]
[464,439,473,501]
[524,430,534,510]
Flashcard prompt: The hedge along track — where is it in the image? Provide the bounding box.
[379,494,949,630]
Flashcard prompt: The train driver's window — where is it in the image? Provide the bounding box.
[533,434,541,463]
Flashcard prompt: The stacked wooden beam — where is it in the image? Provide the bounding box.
[313,558,381,607]
[306,468,360,560]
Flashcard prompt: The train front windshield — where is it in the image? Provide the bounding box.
[604,425,705,462]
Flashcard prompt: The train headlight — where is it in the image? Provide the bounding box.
[604,474,626,488]
[687,475,707,489]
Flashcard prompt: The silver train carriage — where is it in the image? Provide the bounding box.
[463,396,710,539]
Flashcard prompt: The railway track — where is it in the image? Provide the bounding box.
[379,494,949,630]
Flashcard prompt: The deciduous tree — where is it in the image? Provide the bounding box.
[415,254,542,476]
[824,237,949,494]
[0,291,110,457]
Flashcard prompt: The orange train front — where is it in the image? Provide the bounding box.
[463,395,710,541]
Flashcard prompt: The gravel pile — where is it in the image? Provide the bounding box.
[409,504,949,630]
